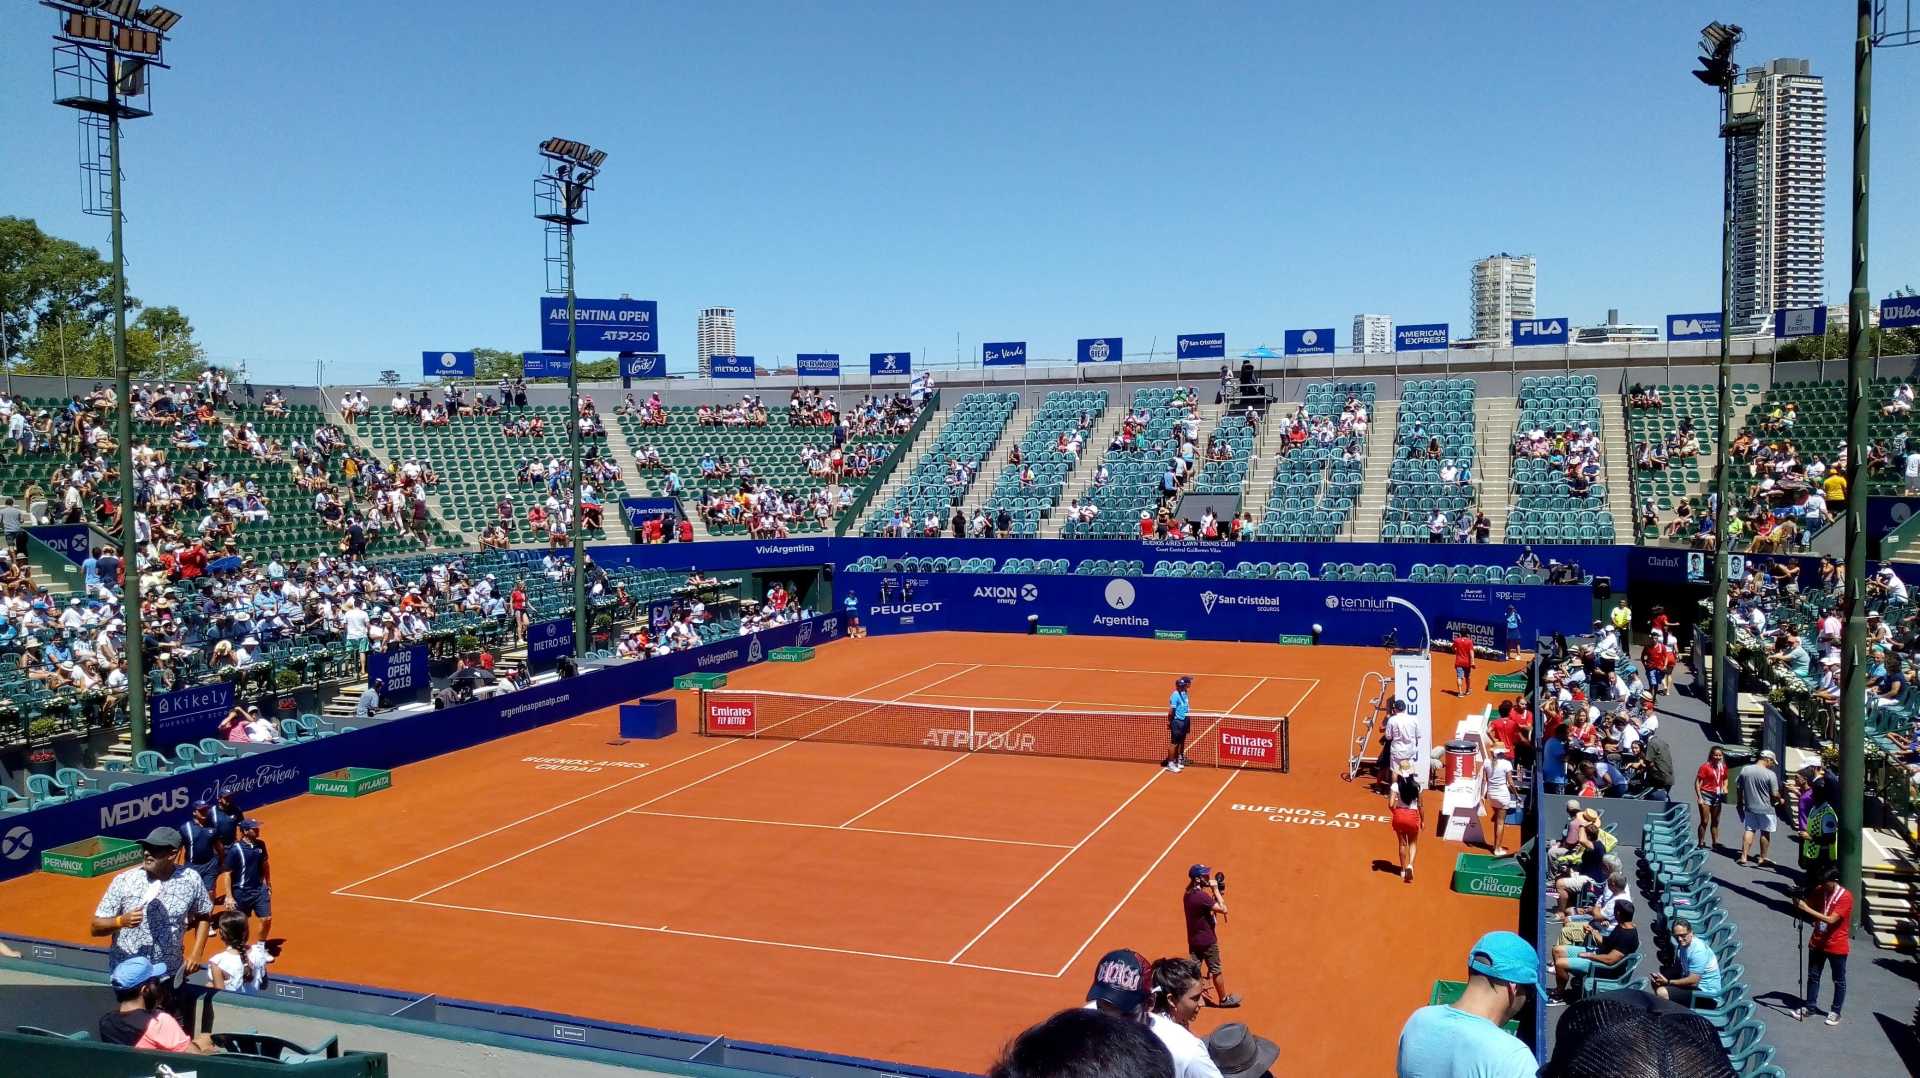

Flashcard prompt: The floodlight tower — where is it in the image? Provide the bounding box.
[536,138,607,653]
[1693,21,1757,732]
[47,0,184,757]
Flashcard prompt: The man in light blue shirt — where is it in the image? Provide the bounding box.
[1652,919,1722,1006]
[1397,930,1537,1077]
[1162,676,1192,772]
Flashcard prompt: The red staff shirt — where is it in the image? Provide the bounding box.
[1453,636,1475,669]
[1809,887,1853,955]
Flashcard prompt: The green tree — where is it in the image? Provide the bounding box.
[15,305,205,382]
[468,347,618,383]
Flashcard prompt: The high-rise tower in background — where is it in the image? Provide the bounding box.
[1728,58,1827,336]
[1471,254,1537,345]
[1352,314,1395,354]
[697,307,736,377]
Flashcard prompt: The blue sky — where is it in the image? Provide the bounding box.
[1,2,1915,383]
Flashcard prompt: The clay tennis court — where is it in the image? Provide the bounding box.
[0,632,1523,1073]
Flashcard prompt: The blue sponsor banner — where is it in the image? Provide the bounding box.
[540,297,659,352]
[0,616,843,885]
[1774,306,1827,339]
[840,570,1588,649]
[1076,337,1122,364]
[422,351,476,378]
[795,353,840,378]
[26,525,90,564]
[1396,323,1450,351]
[1283,328,1335,356]
[150,682,236,753]
[1666,312,1723,341]
[1882,296,1920,330]
[367,644,429,705]
[1511,318,1570,347]
[982,341,1027,367]
[1177,334,1226,360]
[620,353,666,379]
[870,352,912,376]
[709,354,756,379]
[620,497,678,533]
[522,351,572,378]
[527,617,576,672]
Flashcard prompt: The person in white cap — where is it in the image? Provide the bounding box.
[1737,750,1783,867]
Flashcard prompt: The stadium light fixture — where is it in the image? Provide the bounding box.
[43,0,182,759]
[1693,22,1743,87]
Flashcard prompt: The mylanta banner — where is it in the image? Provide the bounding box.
[840,571,1587,647]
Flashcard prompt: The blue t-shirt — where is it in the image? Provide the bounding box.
[1542,737,1567,785]
[1169,690,1190,725]
[1680,937,1722,998]
[1396,1004,1535,1078]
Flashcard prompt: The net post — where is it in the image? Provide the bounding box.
[968,706,976,753]
[696,688,707,736]
[1281,716,1291,774]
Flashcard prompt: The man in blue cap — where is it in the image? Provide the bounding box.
[1184,864,1238,1008]
[1396,931,1537,1077]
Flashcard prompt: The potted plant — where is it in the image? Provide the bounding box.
[456,633,481,663]
[26,717,59,776]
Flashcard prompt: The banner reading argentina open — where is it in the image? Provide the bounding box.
[540,297,658,352]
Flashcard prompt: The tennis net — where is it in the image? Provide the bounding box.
[697,688,1290,772]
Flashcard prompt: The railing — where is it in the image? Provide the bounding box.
[835,389,940,536]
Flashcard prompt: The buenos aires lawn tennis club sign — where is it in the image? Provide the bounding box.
[0,616,842,885]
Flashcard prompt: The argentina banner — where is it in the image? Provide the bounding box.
[422,351,476,377]
[1283,329,1334,356]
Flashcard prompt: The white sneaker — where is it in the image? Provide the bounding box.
[1825,1012,1842,1027]
[1172,762,1184,773]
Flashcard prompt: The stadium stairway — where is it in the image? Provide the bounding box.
[851,400,965,534]
[1598,394,1635,539]
[1350,398,1399,541]
[951,405,1039,518]
[1478,396,1515,540]
[1237,402,1304,528]
[1041,404,1132,537]
[1863,829,1920,953]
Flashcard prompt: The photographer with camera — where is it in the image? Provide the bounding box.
[1182,864,1240,1009]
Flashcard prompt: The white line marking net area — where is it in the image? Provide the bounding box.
[334,659,1292,978]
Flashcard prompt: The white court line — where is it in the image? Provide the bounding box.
[1288,678,1322,713]
[908,692,1175,709]
[629,809,1072,849]
[1188,676,1269,751]
[334,660,945,897]
[948,765,1165,964]
[1054,770,1240,978]
[959,662,1311,680]
[838,700,1062,828]
[395,664,960,899]
[338,891,1058,979]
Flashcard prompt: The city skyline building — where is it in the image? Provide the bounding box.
[696,306,736,377]
[1470,254,1537,345]
[1352,314,1394,354]
[1728,57,1828,336]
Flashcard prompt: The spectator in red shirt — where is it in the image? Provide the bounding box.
[1452,632,1475,696]
[676,517,694,542]
[1644,637,1676,697]
[178,540,208,580]
[1182,865,1239,1008]
[1488,701,1518,751]
[1138,511,1154,538]
[1792,868,1853,1025]
[1694,745,1728,848]
[641,516,663,543]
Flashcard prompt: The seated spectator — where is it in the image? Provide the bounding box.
[99,956,210,1053]
[989,1008,1172,1078]
[1650,919,1721,1007]
[1540,989,1735,1078]
[1550,899,1638,1000]
[1396,931,1537,1077]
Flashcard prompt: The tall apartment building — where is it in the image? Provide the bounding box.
[1728,58,1827,336]
[1352,314,1394,354]
[1470,254,1536,345]
[696,306,736,377]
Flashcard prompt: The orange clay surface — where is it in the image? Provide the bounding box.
[0,632,1527,1074]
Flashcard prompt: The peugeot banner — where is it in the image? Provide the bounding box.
[1077,337,1122,364]
[1511,318,1570,347]
[1774,306,1827,339]
[422,351,476,378]
[1883,296,1920,330]
[983,341,1026,367]
[870,352,911,376]
[1178,334,1226,360]
[709,354,756,379]
[795,353,840,378]
[1396,323,1449,352]
[539,297,658,352]
[1666,312,1723,341]
[1283,328,1334,356]
[521,351,571,378]
[620,353,666,379]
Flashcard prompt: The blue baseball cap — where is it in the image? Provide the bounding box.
[110,955,168,990]
[1188,864,1212,879]
[1467,931,1539,986]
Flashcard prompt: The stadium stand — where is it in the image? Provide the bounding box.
[1380,379,1479,543]
[1505,374,1617,544]
[1626,383,1714,542]
[1249,381,1369,541]
[986,389,1110,538]
[1063,386,1205,538]
[862,392,1017,536]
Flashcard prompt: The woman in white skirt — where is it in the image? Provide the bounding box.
[1483,743,1517,856]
